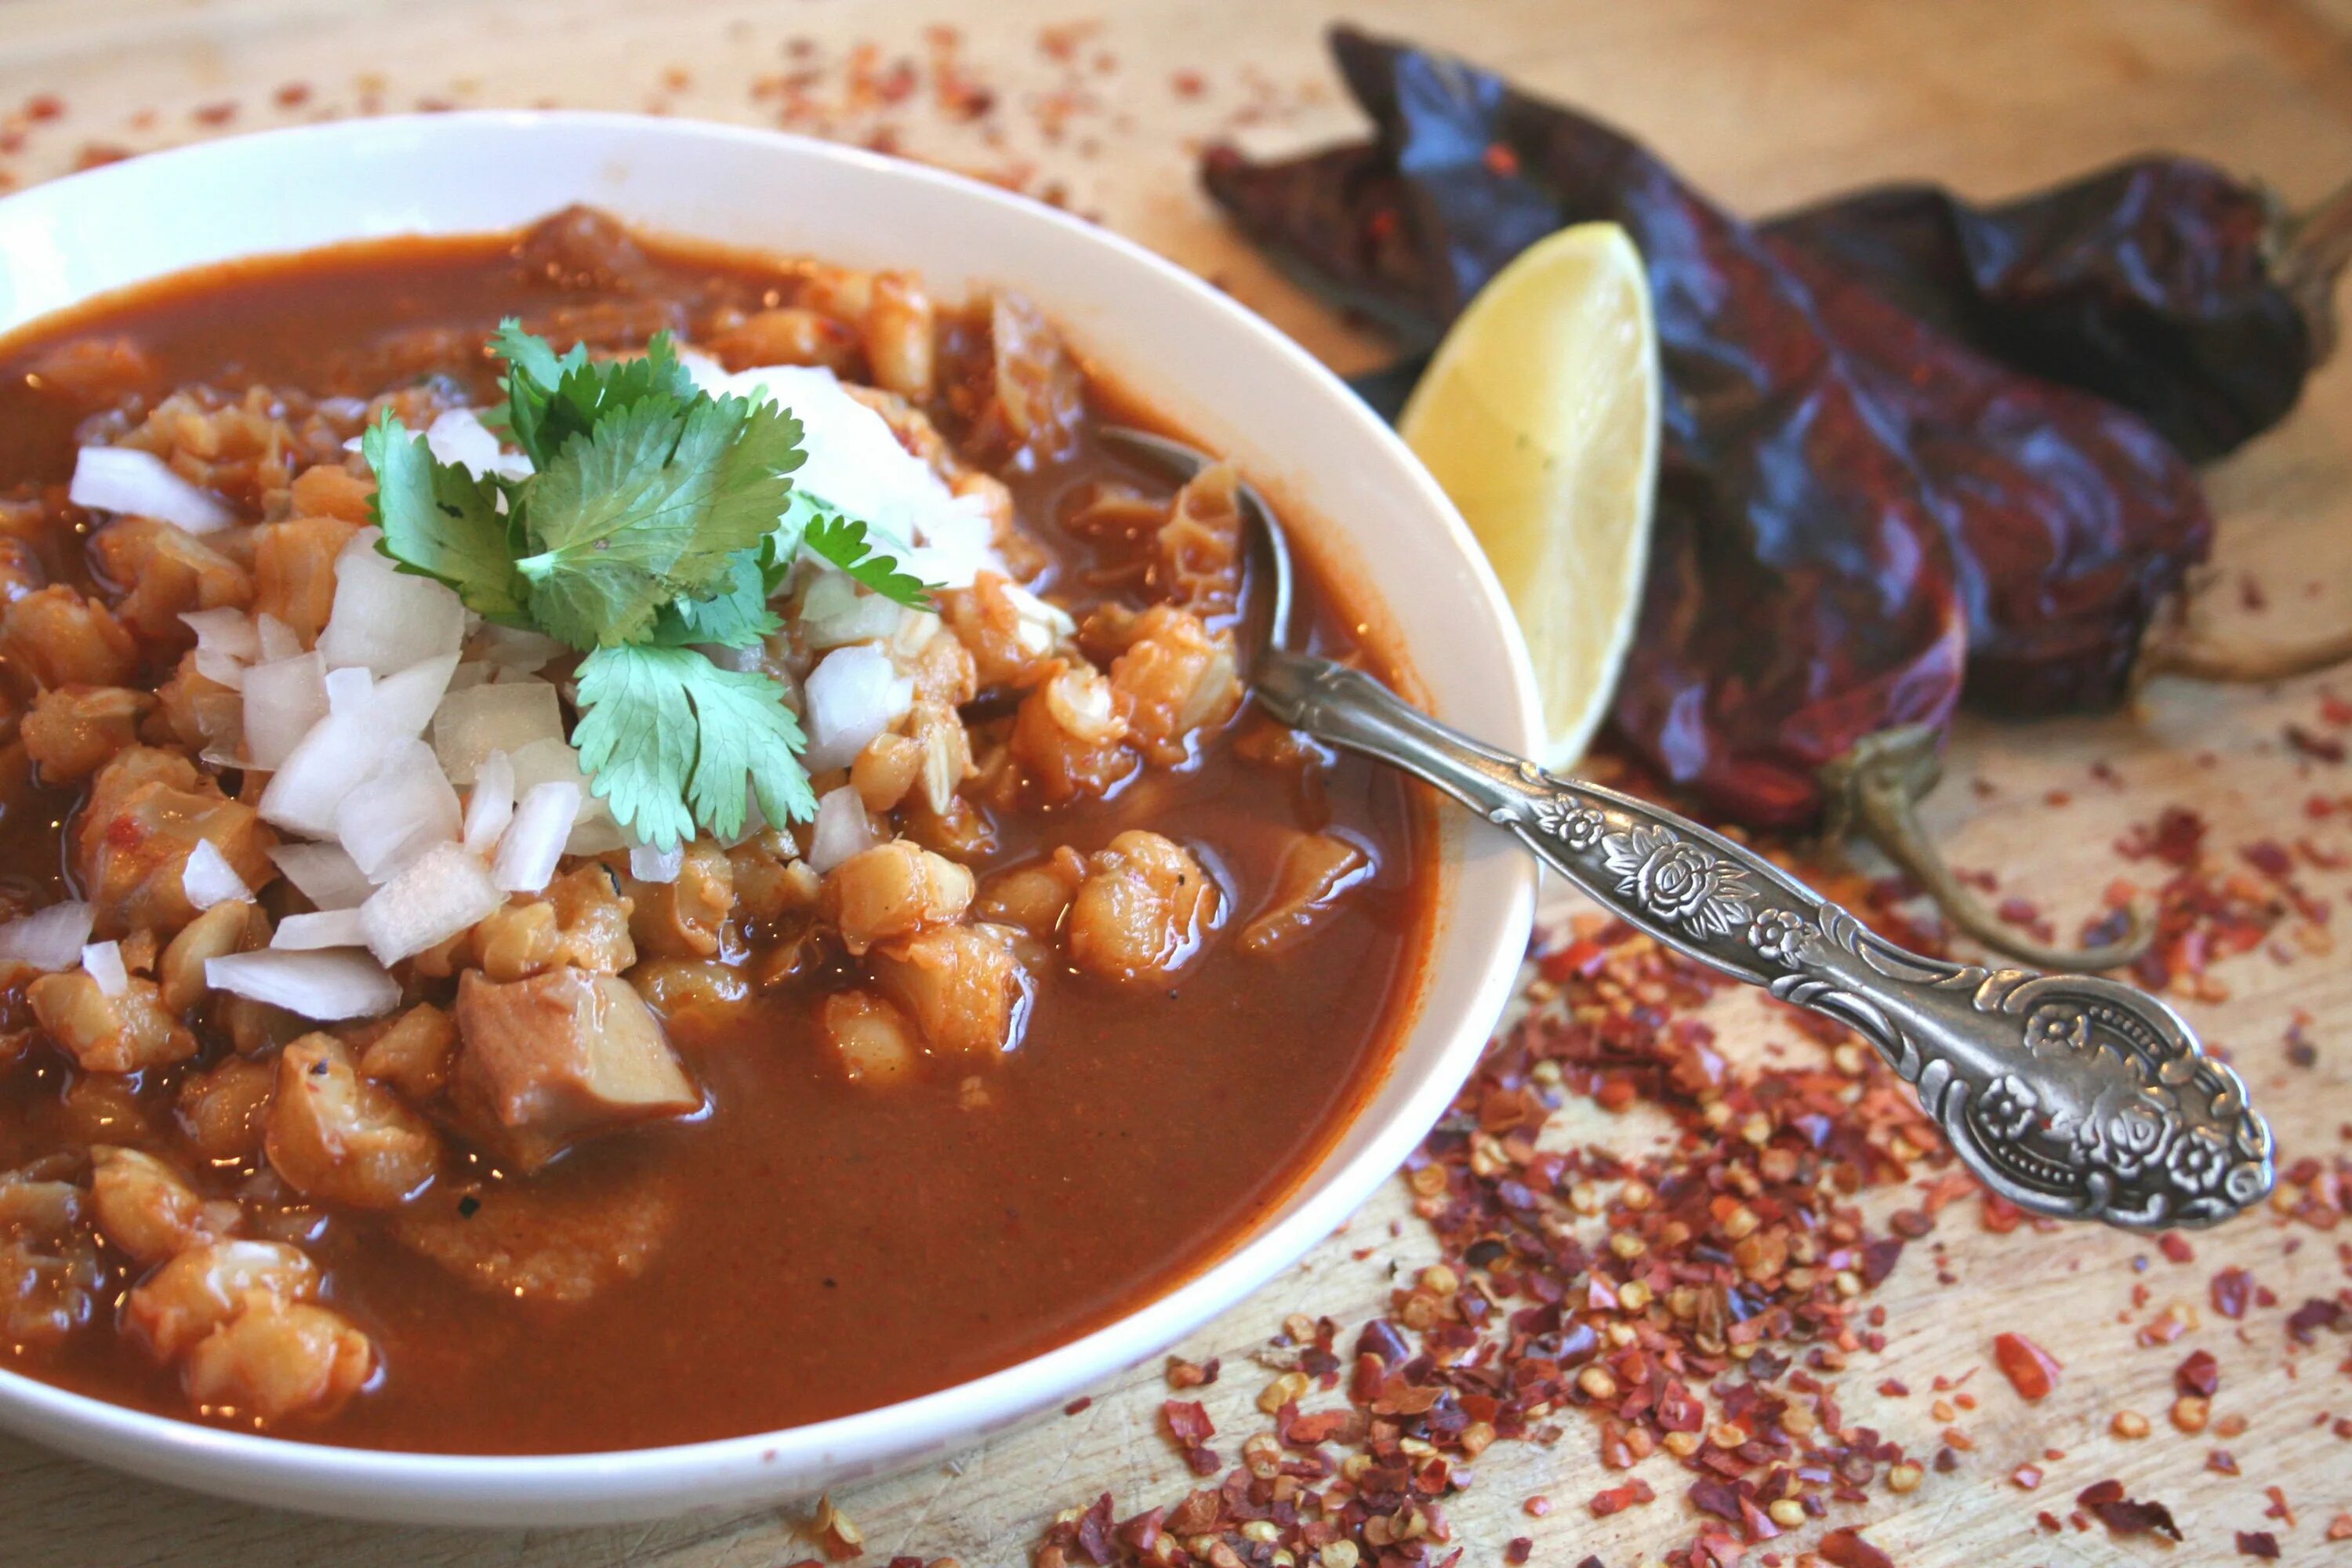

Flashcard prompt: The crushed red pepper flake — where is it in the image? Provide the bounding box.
[2078,1479,2185,1541]
[1991,1332,2062,1401]
[2236,1530,2281,1559]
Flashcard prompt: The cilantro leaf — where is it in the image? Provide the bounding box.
[491,321,699,469]
[573,644,814,850]
[517,393,798,649]
[802,509,936,609]
[653,541,783,649]
[361,412,527,622]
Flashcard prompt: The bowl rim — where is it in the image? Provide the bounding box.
[0,109,1542,1516]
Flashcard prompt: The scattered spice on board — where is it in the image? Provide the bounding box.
[1037,860,1963,1567]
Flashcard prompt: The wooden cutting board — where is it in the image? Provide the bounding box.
[2,1,2350,1563]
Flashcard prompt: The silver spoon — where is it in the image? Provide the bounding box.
[1100,425,2274,1230]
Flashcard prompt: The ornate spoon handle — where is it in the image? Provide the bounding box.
[1259,651,2275,1229]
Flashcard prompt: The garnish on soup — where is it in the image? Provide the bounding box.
[365,323,935,848]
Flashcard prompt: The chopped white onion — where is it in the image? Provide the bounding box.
[182,839,252,910]
[509,737,619,855]
[206,949,401,1020]
[372,654,463,739]
[801,644,915,772]
[799,569,910,650]
[361,842,503,965]
[80,941,127,997]
[255,613,303,664]
[270,909,371,951]
[317,530,467,675]
[335,738,462,881]
[260,697,396,839]
[325,664,375,713]
[807,786,880,873]
[191,648,248,691]
[267,842,374,910]
[68,446,232,534]
[241,652,329,771]
[473,624,568,671]
[463,750,516,856]
[628,843,684,884]
[424,408,535,483]
[0,902,94,972]
[492,781,582,894]
[431,678,564,786]
[182,608,260,661]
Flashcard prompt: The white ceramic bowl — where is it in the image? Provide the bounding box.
[0,112,1540,1526]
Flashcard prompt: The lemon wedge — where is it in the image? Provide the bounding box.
[1399,222,1659,771]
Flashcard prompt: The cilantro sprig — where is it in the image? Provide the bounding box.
[363,321,938,851]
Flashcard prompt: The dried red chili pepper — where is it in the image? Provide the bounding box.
[1765,158,2352,463]
[1769,160,2352,691]
[1203,26,2176,964]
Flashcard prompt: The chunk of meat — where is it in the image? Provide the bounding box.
[23,685,155,783]
[74,746,277,940]
[182,1295,375,1423]
[175,1055,275,1163]
[391,1174,676,1305]
[626,840,735,960]
[90,518,252,641]
[265,1035,441,1210]
[867,923,1029,1058]
[1067,831,1223,985]
[514,203,654,293]
[1011,661,1134,801]
[250,515,359,645]
[90,1145,234,1265]
[452,967,699,1173]
[123,1238,320,1361]
[1109,605,1242,767]
[0,586,139,688]
[817,989,922,1087]
[355,1003,457,1102]
[822,840,976,955]
[974,847,1087,937]
[1240,833,1375,957]
[29,971,199,1073]
[0,1167,105,1348]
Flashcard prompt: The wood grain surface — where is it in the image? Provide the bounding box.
[2,2,2350,1563]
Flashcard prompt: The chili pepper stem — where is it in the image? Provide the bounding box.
[2274,172,2352,364]
[1820,726,2155,972]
